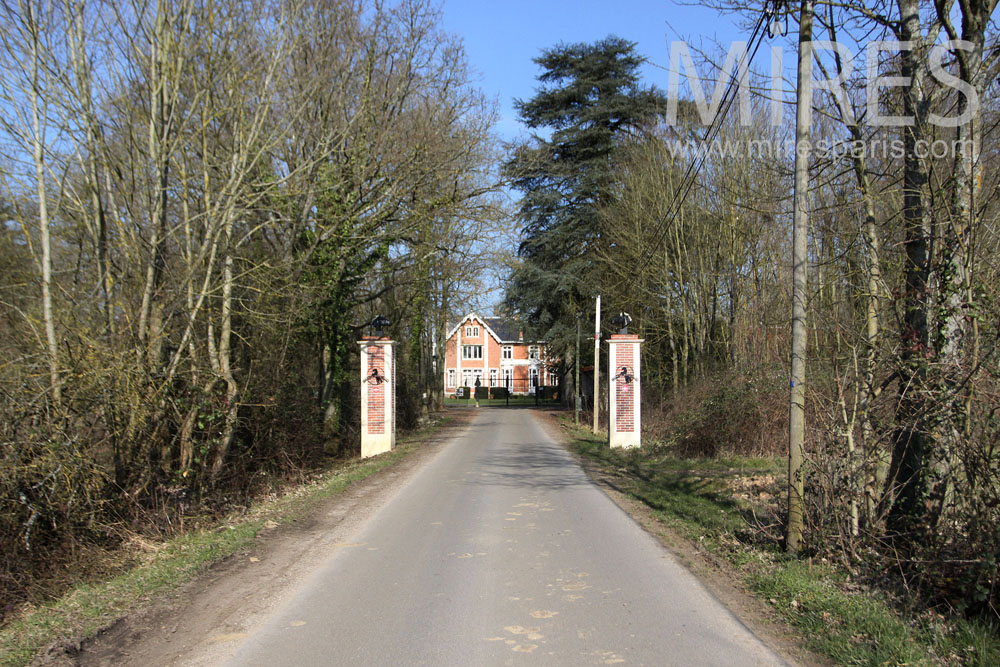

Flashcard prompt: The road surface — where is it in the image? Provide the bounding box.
[224,408,788,666]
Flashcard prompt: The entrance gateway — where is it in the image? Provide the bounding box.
[357,313,641,453]
[358,327,395,459]
[607,313,642,449]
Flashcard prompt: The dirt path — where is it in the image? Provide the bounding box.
[46,406,819,666]
[46,409,480,667]
[213,406,787,666]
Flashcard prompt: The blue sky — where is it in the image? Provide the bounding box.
[439,0,749,141]
[437,1,756,315]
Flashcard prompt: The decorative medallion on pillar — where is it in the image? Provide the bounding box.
[608,313,642,449]
[358,315,396,458]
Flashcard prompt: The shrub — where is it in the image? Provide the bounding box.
[648,365,787,458]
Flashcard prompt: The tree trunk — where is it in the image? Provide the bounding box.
[885,0,936,535]
[787,0,813,553]
[26,1,61,408]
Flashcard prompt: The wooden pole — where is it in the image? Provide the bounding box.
[593,295,601,435]
[575,314,581,424]
[787,0,812,553]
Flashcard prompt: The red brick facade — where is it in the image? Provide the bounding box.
[367,344,385,435]
[359,337,395,458]
[443,313,551,395]
[614,342,634,433]
[608,333,641,448]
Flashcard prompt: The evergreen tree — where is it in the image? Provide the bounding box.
[502,36,665,354]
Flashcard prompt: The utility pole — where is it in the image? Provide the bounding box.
[787,0,812,554]
[575,313,581,424]
[593,295,601,435]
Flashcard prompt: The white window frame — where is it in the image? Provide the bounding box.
[489,369,498,386]
[503,368,512,387]
[530,367,539,387]
[528,345,539,360]
[465,326,479,338]
[462,369,475,387]
[502,345,512,359]
[462,344,483,360]
[447,369,456,388]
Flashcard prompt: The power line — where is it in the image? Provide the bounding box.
[622,2,780,293]
[629,9,766,279]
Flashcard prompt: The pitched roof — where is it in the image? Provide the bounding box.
[446,312,545,344]
[446,313,502,343]
[483,318,521,343]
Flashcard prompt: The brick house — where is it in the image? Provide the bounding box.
[443,313,552,395]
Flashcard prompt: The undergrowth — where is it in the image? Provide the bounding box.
[0,416,451,666]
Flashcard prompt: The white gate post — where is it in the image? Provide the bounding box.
[608,332,642,449]
[359,336,395,458]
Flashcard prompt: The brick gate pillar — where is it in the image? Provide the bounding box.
[608,333,642,448]
[358,337,396,458]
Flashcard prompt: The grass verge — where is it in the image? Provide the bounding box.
[0,416,453,667]
[563,419,1000,667]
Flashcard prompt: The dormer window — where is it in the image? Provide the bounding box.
[465,326,479,338]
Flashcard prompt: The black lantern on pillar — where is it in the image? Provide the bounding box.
[371,314,391,338]
[614,365,634,384]
[610,312,632,335]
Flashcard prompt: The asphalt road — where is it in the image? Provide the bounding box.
[225,409,788,666]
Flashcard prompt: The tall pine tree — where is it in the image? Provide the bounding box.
[503,36,665,354]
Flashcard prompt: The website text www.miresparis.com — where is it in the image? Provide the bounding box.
[662,37,979,162]
[662,137,976,162]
